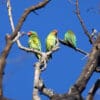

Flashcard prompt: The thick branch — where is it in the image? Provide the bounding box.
[68,35,100,94]
[33,62,41,100]
[51,93,83,100]
[33,64,54,100]
[0,0,51,98]
[0,35,12,97]
[38,79,54,98]
[75,0,93,44]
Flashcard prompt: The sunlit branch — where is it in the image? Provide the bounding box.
[12,30,59,100]
[13,32,43,56]
[10,0,51,40]
[32,38,59,99]
[6,0,100,100]
[7,0,15,32]
[38,78,54,98]
[33,61,55,100]
[32,41,59,100]
[14,32,59,71]
[33,61,41,100]
[7,0,44,57]
[6,0,52,100]
[75,0,93,44]
[7,0,53,73]
[13,32,60,94]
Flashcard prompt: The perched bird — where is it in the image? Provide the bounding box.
[46,29,58,58]
[64,30,77,49]
[27,31,42,59]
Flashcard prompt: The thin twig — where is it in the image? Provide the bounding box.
[32,40,59,100]
[7,0,43,57]
[6,0,52,100]
[7,8,59,98]
[75,0,93,44]
[7,0,15,32]
[59,39,88,55]
[86,79,100,100]
[13,32,43,56]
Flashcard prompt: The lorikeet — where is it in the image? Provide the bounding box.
[64,30,77,49]
[46,29,58,58]
[27,31,42,59]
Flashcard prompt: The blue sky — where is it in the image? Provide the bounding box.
[0,0,100,100]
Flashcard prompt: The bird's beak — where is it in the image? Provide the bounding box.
[53,30,58,35]
[27,32,31,36]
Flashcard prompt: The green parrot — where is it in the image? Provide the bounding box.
[27,31,42,59]
[64,30,77,49]
[46,29,58,58]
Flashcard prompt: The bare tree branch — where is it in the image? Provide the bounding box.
[7,0,15,32]
[14,32,60,71]
[7,0,39,55]
[33,62,41,100]
[38,78,54,98]
[86,79,100,100]
[3,0,100,100]
[0,35,12,97]
[32,47,59,100]
[33,62,54,100]
[12,31,59,100]
[10,0,51,40]
[6,1,55,98]
[13,32,43,55]
[75,0,94,44]
[68,35,100,95]
[0,0,51,98]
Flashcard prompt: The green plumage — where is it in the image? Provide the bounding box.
[28,31,41,59]
[46,30,58,58]
[64,30,77,48]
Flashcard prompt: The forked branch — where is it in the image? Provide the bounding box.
[0,0,51,99]
[10,0,51,40]
[68,35,100,95]
[75,0,93,44]
[13,32,59,100]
